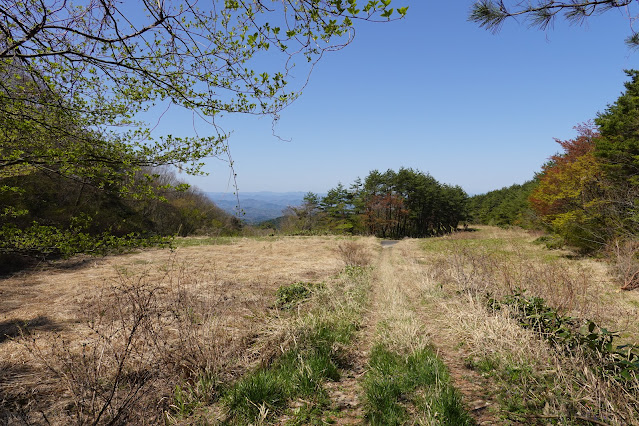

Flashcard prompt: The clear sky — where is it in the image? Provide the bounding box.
[156,1,638,196]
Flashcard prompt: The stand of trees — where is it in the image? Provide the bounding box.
[529,72,639,252]
[467,181,538,228]
[283,168,468,238]
[0,162,243,271]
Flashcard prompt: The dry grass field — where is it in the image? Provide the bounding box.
[1,229,638,424]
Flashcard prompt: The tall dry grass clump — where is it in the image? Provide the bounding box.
[336,239,374,268]
[432,239,601,320]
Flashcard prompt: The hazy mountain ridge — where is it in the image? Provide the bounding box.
[205,192,309,223]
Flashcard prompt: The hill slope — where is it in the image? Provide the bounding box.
[205,192,307,223]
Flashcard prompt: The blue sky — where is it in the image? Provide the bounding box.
[161,1,638,196]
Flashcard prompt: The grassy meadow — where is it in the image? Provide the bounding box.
[1,227,638,424]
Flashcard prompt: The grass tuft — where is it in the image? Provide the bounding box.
[225,369,289,422]
[275,281,323,309]
[363,343,474,425]
[222,263,371,423]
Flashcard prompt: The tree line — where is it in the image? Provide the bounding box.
[467,181,538,228]
[529,70,639,253]
[282,168,468,239]
[468,71,639,255]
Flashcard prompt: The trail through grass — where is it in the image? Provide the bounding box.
[7,229,636,424]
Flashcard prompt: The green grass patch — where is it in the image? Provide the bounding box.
[168,370,220,420]
[533,234,565,250]
[420,232,566,265]
[363,344,474,425]
[420,237,525,257]
[276,282,325,309]
[223,266,370,424]
[225,369,289,421]
[223,328,346,423]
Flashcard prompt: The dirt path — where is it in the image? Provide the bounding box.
[390,240,500,425]
[319,240,499,424]
[320,247,386,424]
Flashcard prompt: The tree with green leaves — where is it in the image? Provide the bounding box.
[529,124,607,251]
[281,191,323,233]
[360,168,467,238]
[470,0,639,47]
[592,71,639,243]
[468,180,538,227]
[595,70,639,185]
[321,183,356,232]
[0,0,406,259]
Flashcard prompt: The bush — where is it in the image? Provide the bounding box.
[337,241,371,267]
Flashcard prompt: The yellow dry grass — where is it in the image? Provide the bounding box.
[0,236,372,424]
[2,227,638,424]
[408,227,639,425]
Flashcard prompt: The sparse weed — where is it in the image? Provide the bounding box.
[608,238,639,290]
[168,369,219,419]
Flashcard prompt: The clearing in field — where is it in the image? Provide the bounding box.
[1,228,638,424]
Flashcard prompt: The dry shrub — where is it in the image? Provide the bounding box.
[14,258,248,425]
[433,241,599,319]
[337,240,372,267]
[608,238,639,291]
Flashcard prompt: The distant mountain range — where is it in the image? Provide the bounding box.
[205,191,310,224]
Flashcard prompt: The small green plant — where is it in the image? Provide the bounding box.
[533,234,565,250]
[276,282,318,309]
[223,334,344,423]
[226,369,289,422]
[169,370,219,419]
